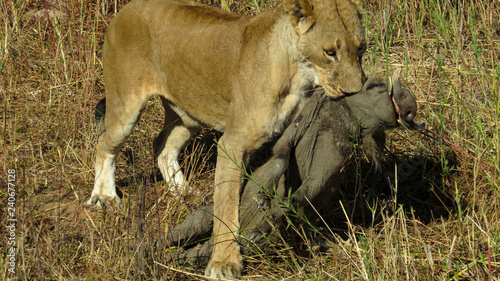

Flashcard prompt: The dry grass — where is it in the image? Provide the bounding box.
[1,0,499,280]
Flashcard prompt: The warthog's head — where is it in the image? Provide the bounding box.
[284,0,366,98]
[345,69,419,139]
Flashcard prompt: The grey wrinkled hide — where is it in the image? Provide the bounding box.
[164,75,417,264]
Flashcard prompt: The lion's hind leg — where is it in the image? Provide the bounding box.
[154,97,198,194]
[87,92,146,208]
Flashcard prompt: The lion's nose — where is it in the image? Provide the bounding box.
[339,88,359,96]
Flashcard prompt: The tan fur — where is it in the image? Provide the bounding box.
[87,0,365,277]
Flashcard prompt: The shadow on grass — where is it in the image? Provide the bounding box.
[321,150,459,234]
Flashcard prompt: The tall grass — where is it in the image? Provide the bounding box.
[1,0,499,279]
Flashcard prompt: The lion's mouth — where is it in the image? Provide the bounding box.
[322,84,346,99]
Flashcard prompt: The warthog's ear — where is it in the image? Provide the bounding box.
[284,0,315,34]
[388,67,403,96]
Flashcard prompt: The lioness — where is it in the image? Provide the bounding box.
[87,0,365,277]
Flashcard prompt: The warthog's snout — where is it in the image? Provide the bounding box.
[393,88,417,124]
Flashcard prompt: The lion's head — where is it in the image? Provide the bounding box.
[284,0,366,98]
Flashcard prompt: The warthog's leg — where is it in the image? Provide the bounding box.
[288,129,345,217]
[165,120,298,263]
[239,142,292,243]
[164,205,215,265]
[167,205,214,247]
[165,143,292,264]
[241,123,346,242]
[154,97,198,193]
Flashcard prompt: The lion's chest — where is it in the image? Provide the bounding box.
[270,92,306,136]
[270,61,318,133]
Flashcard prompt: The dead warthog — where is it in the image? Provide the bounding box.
[164,69,420,263]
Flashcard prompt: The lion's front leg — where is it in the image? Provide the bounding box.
[205,135,251,279]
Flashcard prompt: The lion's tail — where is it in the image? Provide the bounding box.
[95,98,106,127]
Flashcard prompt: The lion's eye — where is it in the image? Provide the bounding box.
[324,49,337,59]
[357,43,366,56]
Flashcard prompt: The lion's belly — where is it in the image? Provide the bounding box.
[152,53,234,131]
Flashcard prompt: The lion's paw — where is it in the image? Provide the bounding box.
[205,260,243,280]
[86,194,121,208]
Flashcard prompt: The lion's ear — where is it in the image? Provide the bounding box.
[283,0,316,34]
